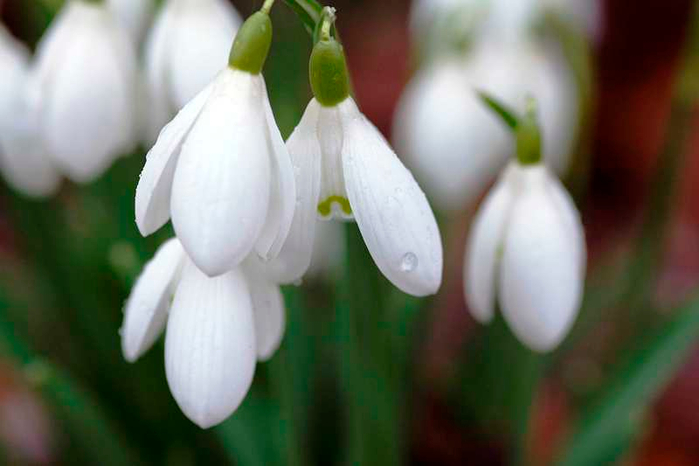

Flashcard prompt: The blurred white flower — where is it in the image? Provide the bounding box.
[135,67,295,277]
[394,40,578,211]
[464,160,586,352]
[107,0,155,46]
[0,25,28,125]
[272,96,443,297]
[0,25,61,197]
[121,238,285,428]
[143,0,241,143]
[28,0,138,183]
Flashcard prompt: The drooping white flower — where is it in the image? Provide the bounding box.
[107,0,155,46]
[464,160,586,352]
[0,25,61,197]
[270,19,442,297]
[136,9,295,277]
[0,24,28,126]
[121,238,285,428]
[394,40,578,212]
[143,0,241,143]
[28,0,138,184]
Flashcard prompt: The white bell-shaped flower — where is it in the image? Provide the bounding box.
[107,0,155,46]
[121,238,286,428]
[143,0,241,143]
[28,0,138,184]
[0,25,28,126]
[135,9,295,277]
[394,40,578,212]
[272,23,442,297]
[0,25,61,197]
[464,103,586,352]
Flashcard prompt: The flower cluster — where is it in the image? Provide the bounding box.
[122,4,443,427]
[0,0,590,430]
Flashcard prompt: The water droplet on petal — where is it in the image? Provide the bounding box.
[400,252,418,272]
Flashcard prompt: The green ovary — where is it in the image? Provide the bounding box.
[318,196,352,217]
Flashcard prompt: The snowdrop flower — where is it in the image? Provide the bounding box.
[107,0,155,46]
[272,10,442,297]
[136,4,295,277]
[0,25,61,197]
[121,238,285,428]
[464,104,586,352]
[143,0,241,143]
[394,40,578,211]
[0,25,28,125]
[28,0,138,184]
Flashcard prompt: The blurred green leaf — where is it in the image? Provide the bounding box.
[340,224,410,466]
[454,314,542,464]
[476,91,520,130]
[282,0,323,36]
[556,295,699,466]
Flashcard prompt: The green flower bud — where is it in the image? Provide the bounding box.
[310,37,350,107]
[228,11,273,75]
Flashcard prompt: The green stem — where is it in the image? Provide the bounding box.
[341,225,405,466]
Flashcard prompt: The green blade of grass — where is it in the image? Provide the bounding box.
[556,295,699,466]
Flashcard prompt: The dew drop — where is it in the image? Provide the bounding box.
[400,252,418,272]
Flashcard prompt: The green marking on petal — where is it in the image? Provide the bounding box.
[318,196,352,217]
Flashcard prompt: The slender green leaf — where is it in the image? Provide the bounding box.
[282,0,323,36]
[556,295,699,466]
[476,90,520,130]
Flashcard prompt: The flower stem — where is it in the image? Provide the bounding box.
[341,225,405,466]
[261,0,276,14]
[319,7,336,41]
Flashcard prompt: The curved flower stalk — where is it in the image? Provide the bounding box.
[120,238,285,428]
[464,103,586,352]
[143,0,242,143]
[394,40,578,212]
[0,25,61,197]
[272,9,443,297]
[27,0,138,184]
[136,4,295,277]
[107,0,155,46]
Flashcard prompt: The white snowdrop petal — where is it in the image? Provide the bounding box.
[171,70,271,276]
[464,166,516,323]
[393,60,510,211]
[107,0,154,46]
[143,1,175,144]
[165,262,256,429]
[121,238,185,362]
[499,166,583,352]
[317,105,353,220]
[41,4,137,183]
[245,260,285,362]
[341,98,443,297]
[254,84,297,261]
[168,0,240,107]
[135,82,212,236]
[545,172,587,277]
[0,26,29,127]
[0,107,61,198]
[267,100,322,284]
